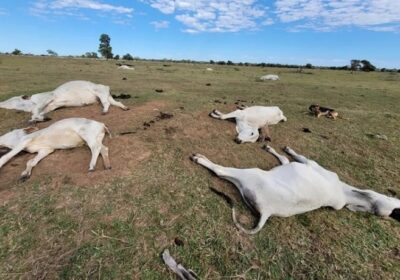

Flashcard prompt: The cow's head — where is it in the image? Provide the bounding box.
[235,121,259,144]
[348,189,400,223]
[0,127,37,149]
[0,95,35,113]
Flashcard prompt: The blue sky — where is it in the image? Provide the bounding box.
[0,1,399,68]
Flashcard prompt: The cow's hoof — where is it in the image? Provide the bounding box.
[43,116,52,122]
[190,154,197,162]
[190,153,204,162]
[105,166,112,170]
[190,154,206,162]
[262,145,271,151]
[101,111,108,115]
[123,107,130,111]
[88,169,95,172]
[283,146,291,153]
[265,137,272,142]
[19,175,30,182]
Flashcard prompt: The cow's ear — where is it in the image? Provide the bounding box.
[23,127,39,134]
[22,95,31,100]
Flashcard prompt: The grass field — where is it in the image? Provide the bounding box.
[0,55,399,279]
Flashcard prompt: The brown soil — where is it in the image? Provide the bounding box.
[0,100,167,192]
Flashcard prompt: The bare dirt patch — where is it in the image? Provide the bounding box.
[0,100,167,189]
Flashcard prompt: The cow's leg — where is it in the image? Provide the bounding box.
[30,99,58,122]
[283,146,310,164]
[20,148,53,181]
[100,145,111,169]
[263,145,289,165]
[258,125,271,142]
[88,144,101,171]
[190,153,236,177]
[191,153,260,213]
[95,93,111,114]
[190,153,250,189]
[83,132,106,171]
[0,142,28,169]
[108,95,129,111]
[210,109,240,120]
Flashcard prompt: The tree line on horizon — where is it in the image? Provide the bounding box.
[2,33,399,73]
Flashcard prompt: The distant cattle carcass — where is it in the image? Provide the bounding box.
[0,118,111,181]
[118,65,135,70]
[260,74,279,81]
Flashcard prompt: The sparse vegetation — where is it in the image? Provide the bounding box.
[84,52,98,58]
[46,49,58,56]
[0,55,399,279]
[122,53,133,60]
[11,48,22,55]
[98,34,113,59]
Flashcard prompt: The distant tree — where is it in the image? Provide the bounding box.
[360,60,376,72]
[114,54,120,60]
[305,63,313,69]
[209,60,215,64]
[11,49,22,55]
[85,52,98,58]
[47,49,58,56]
[380,68,386,72]
[122,53,133,60]
[227,60,234,65]
[217,61,226,65]
[350,59,361,71]
[98,34,113,59]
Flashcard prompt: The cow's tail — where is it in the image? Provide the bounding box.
[209,187,267,235]
[104,125,112,139]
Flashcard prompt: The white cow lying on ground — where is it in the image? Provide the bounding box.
[210,106,287,143]
[260,74,279,81]
[0,118,111,181]
[0,81,129,122]
[191,146,400,234]
[118,65,135,70]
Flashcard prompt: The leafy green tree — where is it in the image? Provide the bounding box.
[47,49,58,56]
[361,60,376,72]
[305,63,313,69]
[98,34,113,59]
[122,53,133,60]
[350,59,361,71]
[114,54,120,60]
[84,52,98,58]
[11,49,22,55]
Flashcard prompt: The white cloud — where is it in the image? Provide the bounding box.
[151,20,170,29]
[50,0,132,14]
[275,0,400,31]
[31,0,133,19]
[144,0,272,33]
[0,8,7,16]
